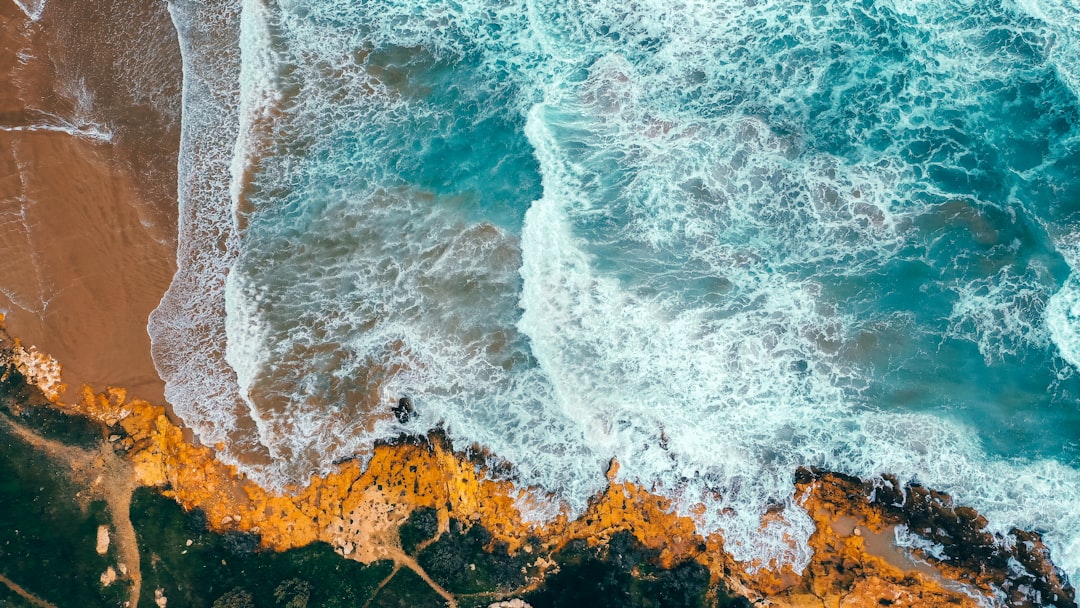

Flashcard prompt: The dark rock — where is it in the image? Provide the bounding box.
[222,530,262,556]
[794,468,1076,608]
[392,396,414,424]
[872,475,1075,608]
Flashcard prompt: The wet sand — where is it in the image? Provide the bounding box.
[0,0,182,403]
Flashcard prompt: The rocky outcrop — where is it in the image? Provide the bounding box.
[1,326,1074,607]
[833,470,1075,607]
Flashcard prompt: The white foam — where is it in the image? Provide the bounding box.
[948,263,1052,364]
[1,75,115,142]
[1013,0,1080,101]
[515,55,1080,578]
[0,122,112,142]
[1047,276,1080,369]
[9,0,44,21]
[229,0,286,211]
[149,0,246,454]
[894,525,949,561]
[149,0,1080,583]
[518,97,873,571]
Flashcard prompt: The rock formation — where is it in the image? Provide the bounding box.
[0,323,1074,607]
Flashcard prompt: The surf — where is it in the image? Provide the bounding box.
[150,0,1080,580]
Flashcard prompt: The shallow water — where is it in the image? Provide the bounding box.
[151,0,1080,578]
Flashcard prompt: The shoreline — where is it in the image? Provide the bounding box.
[2,1,1079,605]
[1,325,1076,607]
[0,0,180,406]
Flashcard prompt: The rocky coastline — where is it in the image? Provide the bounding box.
[2,2,1077,605]
[1,325,1074,607]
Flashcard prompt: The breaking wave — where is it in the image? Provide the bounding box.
[151,0,1080,579]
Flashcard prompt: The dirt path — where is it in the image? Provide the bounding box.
[1,415,142,608]
[387,549,459,608]
[360,564,401,608]
[97,458,142,608]
[0,572,59,608]
[4,411,456,608]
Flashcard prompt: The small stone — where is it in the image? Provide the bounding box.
[185,539,193,546]
[96,525,110,555]
[108,434,121,442]
[853,527,862,536]
[100,567,117,586]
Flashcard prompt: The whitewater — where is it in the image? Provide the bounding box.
[151,0,1080,579]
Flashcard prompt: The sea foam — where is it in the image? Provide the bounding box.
[151,0,1080,582]
[1048,277,1080,370]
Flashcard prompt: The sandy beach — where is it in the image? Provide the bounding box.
[0,0,181,403]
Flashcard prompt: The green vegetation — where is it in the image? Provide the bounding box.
[367,568,445,607]
[524,532,749,608]
[0,366,101,449]
[0,424,126,607]
[0,360,753,608]
[0,582,40,608]
[417,518,532,595]
[132,488,394,608]
[398,506,439,556]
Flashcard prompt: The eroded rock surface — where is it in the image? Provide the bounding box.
[1,326,1075,607]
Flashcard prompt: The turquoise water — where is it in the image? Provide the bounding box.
[152,0,1080,577]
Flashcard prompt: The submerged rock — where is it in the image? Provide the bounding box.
[392,396,414,423]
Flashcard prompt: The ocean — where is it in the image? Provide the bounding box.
[150,0,1080,578]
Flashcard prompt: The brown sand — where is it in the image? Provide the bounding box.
[0,0,182,403]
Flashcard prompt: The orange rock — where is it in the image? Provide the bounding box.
[53,386,997,606]
[2,328,1068,607]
